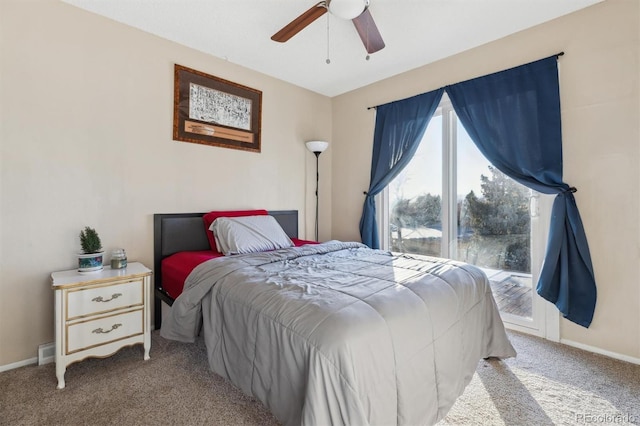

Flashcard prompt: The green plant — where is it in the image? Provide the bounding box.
[79,226,102,254]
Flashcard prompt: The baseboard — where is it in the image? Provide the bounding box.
[561,338,640,365]
[0,356,37,373]
[0,342,55,373]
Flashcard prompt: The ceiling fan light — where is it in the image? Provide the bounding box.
[328,0,367,20]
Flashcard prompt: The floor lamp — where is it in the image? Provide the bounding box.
[306,140,329,241]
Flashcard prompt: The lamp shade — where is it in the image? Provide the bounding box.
[328,0,367,20]
[306,140,329,154]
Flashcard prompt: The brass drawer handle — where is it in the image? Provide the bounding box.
[92,324,122,334]
[92,293,122,303]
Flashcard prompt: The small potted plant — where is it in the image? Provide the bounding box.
[78,226,104,273]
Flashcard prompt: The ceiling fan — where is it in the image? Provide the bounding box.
[271,0,385,55]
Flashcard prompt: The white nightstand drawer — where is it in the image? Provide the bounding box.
[66,309,143,354]
[67,279,143,319]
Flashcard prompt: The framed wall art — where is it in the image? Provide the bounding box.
[173,64,262,152]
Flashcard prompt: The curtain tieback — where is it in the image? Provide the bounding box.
[562,186,577,194]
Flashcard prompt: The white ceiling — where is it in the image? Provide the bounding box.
[61,0,602,97]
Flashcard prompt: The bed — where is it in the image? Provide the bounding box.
[154,210,516,426]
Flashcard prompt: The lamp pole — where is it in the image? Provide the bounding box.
[313,151,321,241]
[305,140,329,242]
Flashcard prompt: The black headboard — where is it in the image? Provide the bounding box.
[153,210,298,327]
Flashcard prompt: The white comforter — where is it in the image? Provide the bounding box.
[161,241,516,425]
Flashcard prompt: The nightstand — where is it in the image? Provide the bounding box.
[51,262,152,389]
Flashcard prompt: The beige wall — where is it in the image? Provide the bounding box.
[1,0,638,367]
[331,0,640,359]
[0,0,332,366]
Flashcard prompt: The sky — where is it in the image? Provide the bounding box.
[389,115,492,205]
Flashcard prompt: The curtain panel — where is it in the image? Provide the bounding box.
[359,89,444,249]
[446,56,596,327]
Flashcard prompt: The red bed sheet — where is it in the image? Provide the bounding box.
[161,238,318,300]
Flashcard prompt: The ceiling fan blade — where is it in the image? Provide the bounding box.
[352,8,385,54]
[271,2,328,43]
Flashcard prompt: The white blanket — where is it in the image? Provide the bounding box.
[161,242,516,425]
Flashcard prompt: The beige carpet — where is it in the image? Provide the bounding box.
[1,330,638,426]
[440,333,639,425]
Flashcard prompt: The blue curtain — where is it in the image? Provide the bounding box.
[359,88,444,248]
[446,56,596,327]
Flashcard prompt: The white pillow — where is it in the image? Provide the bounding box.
[210,215,294,256]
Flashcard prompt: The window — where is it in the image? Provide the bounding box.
[383,96,542,328]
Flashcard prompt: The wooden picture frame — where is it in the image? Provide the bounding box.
[173,64,262,152]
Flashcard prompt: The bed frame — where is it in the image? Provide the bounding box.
[152,210,299,328]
